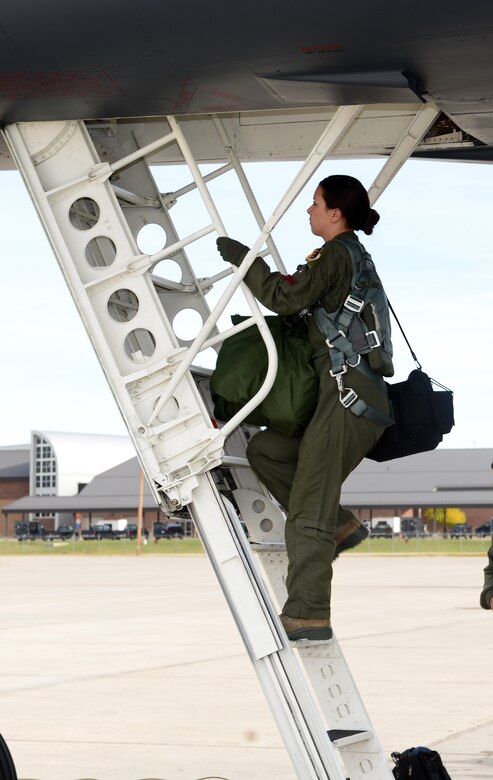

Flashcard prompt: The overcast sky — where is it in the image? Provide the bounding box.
[1,155,492,449]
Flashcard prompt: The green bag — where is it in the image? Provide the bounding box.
[210,314,319,437]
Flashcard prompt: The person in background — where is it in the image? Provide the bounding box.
[480,545,493,610]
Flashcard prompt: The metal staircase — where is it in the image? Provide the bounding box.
[3,103,439,778]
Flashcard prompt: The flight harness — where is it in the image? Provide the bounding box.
[311,235,394,429]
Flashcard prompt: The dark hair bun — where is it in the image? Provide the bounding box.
[362,207,380,235]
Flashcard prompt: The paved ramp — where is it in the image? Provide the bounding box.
[0,554,490,779]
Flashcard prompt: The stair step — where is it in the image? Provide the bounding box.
[328,729,372,748]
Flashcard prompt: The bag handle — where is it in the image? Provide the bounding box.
[387,298,453,394]
[386,297,421,369]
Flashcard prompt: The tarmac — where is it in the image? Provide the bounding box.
[0,552,491,780]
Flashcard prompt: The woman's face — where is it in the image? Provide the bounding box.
[307,186,334,240]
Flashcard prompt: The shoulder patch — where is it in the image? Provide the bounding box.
[283,274,297,286]
[306,246,323,261]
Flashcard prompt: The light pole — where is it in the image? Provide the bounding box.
[136,470,144,556]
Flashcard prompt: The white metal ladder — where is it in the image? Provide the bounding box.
[3,103,438,778]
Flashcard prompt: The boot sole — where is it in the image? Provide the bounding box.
[286,626,333,641]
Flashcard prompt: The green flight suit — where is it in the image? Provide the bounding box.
[230,232,389,620]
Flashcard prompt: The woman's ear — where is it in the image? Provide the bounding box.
[331,207,343,223]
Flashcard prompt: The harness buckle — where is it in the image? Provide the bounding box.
[344,294,364,313]
[346,354,361,368]
[329,363,347,378]
[340,387,358,408]
[366,330,381,349]
[326,331,346,349]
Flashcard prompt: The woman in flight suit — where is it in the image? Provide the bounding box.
[217,175,391,640]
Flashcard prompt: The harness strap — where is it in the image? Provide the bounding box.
[343,389,393,427]
[334,365,393,428]
[313,237,393,429]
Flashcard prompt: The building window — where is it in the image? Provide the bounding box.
[33,435,57,495]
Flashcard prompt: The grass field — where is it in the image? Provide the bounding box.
[0,536,490,556]
[0,537,204,555]
[350,536,491,556]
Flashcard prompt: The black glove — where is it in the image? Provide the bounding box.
[216,237,250,267]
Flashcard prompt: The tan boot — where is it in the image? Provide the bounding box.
[280,613,332,641]
[334,516,368,559]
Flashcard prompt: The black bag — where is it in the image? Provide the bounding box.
[210,314,319,438]
[367,369,454,462]
[365,295,454,462]
[392,746,452,779]
[0,733,17,780]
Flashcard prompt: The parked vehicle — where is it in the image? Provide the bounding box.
[400,518,429,538]
[82,523,126,540]
[125,523,149,539]
[15,520,47,541]
[475,522,493,537]
[44,524,75,541]
[154,521,184,540]
[56,524,74,539]
[450,523,473,538]
[369,521,393,538]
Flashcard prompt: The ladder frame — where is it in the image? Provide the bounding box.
[2,100,438,779]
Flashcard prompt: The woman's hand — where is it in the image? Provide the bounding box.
[216,237,250,267]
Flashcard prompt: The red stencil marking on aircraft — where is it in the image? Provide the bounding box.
[300,44,344,54]
[173,78,270,114]
[0,71,127,99]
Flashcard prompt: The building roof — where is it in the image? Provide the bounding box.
[0,446,30,480]
[3,457,159,514]
[76,456,159,509]
[3,447,493,515]
[342,447,493,509]
[0,462,30,480]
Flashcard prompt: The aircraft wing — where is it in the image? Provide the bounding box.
[1,1,493,167]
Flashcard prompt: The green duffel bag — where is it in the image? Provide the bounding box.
[210,314,319,437]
